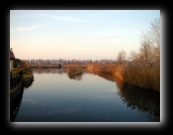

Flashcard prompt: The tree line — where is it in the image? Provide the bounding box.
[21,59,118,65]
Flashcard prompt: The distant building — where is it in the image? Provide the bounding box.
[10,48,15,71]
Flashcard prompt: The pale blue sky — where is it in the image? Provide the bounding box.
[10,10,160,60]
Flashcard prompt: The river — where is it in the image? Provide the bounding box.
[12,68,160,122]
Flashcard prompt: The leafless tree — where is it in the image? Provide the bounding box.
[138,41,153,67]
[141,18,160,67]
[117,50,126,64]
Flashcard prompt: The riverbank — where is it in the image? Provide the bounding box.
[61,64,159,92]
[61,64,124,89]
[25,63,160,92]
[123,65,160,92]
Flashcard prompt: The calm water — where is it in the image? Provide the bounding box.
[12,68,160,122]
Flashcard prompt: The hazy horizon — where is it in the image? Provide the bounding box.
[10,10,160,60]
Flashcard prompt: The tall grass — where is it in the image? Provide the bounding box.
[62,63,160,92]
[67,65,83,74]
[86,64,124,89]
[87,64,123,78]
[123,65,160,92]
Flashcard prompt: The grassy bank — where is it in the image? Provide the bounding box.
[62,64,159,92]
[123,65,160,92]
[86,64,123,81]
[27,63,159,92]
[86,64,124,89]
[62,63,124,89]
[67,65,84,74]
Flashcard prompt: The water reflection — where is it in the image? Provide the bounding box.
[22,77,34,88]
[90,71,124,89]
[118,84,160,121]
[15,68,160,122]
[88,70,160,121]
[67,72,83,81]
[81,69,160,121]
[32,68,86,81]
[32,68,160,121]
[32,68,65,74]
[10,77,34,122]
[10,84,24,122]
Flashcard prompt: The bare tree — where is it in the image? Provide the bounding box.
[117,50,126,64]
[139,41,153,67]
[141,18,160,67]
[129,51,138,62]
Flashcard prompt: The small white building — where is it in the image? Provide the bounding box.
[10,48,15,71]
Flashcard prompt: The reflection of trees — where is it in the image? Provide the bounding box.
[10,84,24,122]
[32,68,65,74]
[10,76,34,121]
[32,68,85,81]
[119,84,160,121]
[67,72,83,81]
[90,71,116,82]
[89,70,125,89]
[22,77,34,88]
[67,67,83,81]
[88,70,160,121]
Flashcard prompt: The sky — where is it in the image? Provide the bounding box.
[10,10,160,60]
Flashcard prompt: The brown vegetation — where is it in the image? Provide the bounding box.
[62,62,159,92]
[86,64,124,89]
[123,65,160,92]
[67,65,84,75]
[65,65,85,80]
[116,18,160,92]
